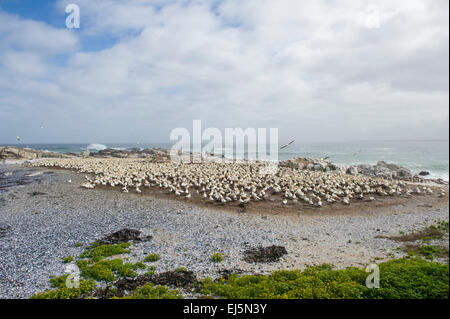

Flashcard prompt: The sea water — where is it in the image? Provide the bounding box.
[2,140,448,181]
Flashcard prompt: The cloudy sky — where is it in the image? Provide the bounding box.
[0,0,448,144]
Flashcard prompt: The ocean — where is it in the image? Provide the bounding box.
[1,140,448,181]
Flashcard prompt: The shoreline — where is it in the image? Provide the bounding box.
[1,145,449,183]
[0,164,448,298]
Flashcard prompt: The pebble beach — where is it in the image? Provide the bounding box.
[0,161,448,298]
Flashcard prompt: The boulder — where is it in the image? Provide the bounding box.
[81,149,90,158]
[418,171,430,176]
[346,166,358,175]
[0,147,38,160]
[0,146,74,160]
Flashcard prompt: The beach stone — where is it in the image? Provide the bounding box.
[346,166,358,175]
[81,149,90,158]
[419,171,430,176]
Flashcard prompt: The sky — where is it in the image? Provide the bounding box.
[0,0,448,144]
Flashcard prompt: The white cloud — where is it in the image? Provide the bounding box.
[0,0,448,143]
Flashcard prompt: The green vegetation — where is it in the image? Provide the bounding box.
[404,244,449,260]
[175,266,187,272]
[382,220,450,243]
[62,256,74,263]
[49,274,70,288]
[132,262,147,270]
[76,258,138,282]
[144,253,160,262]
[31,279,96,299]
[32,241,138,298]
[201,258,448,299]
[74,242,82,248]
[116,283,182,299]
[145,266,157,276]
[80,242,131,262]
[210,253,224,263]
[431,220,450,232]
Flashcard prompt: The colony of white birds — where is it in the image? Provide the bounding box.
[29,158,444,207]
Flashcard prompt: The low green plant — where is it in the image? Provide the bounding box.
[74,242,82,248]
[116,283,182,299]
[175,266,187,272]
[201,258,449,299]
[80,243,131,262]
[62,256,74,263]
[144,253,160,262]
[31,279,96,299]
[405,245,449,260]
[210,253,224,263]
[49,274,70,288]
[132,262,146,270]
[76,258,137,282]
[145,266,157,276]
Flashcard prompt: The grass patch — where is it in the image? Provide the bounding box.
[378,221,449,242]
[74,242,82,248]
[76,259,138,282]
[175,267,187,273]
[115,283,182,299]
[62,256,74,263]
[210,253,224,263]
[31,279,96,299]
[80,243,131,262]
[404,244,449,260]
[145,266,157,276]
[201,258,449,299]
[144,253,160,262]
[132,262,147,270]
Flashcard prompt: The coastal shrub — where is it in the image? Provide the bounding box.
[76,258,137,282]
[132,262,147,270]
[145,266,157,276]
[49,274,70,288]
[365,258,449,299]
[175,267,187,273]
[144,253,160,262]
[404,244,449,260]
[80,242,131,262]
[63,256,74,263]
[31,279,96,299]
[117,283,182,299]
[74,242,82,248]
[202,258,449,299]
[210,253,224,263]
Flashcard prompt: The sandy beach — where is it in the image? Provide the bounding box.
[0,162,448,298]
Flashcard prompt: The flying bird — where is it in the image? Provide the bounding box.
[352,149,361,156]
[280,140,295,150]
[16,136,21,143]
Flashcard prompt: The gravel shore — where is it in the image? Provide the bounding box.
[0,165,448,298]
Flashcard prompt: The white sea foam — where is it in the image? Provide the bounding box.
[87,143,107,151]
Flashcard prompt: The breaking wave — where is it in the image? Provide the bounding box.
[86,143,107,151]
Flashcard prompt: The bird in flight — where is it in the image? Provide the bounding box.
[16,136,21,143]
[352,149,361,156]
[280,140,295,150]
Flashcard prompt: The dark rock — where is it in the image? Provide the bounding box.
[97,228,152,245]
[418,171,430,176]
[243,245,288,263]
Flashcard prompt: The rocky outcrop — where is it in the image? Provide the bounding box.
[80,149,90,158]
[345,161,416,181]
[281,157,434,182]
[0,146,74,161]
[280,157,338,172]
[89,148,171,162]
